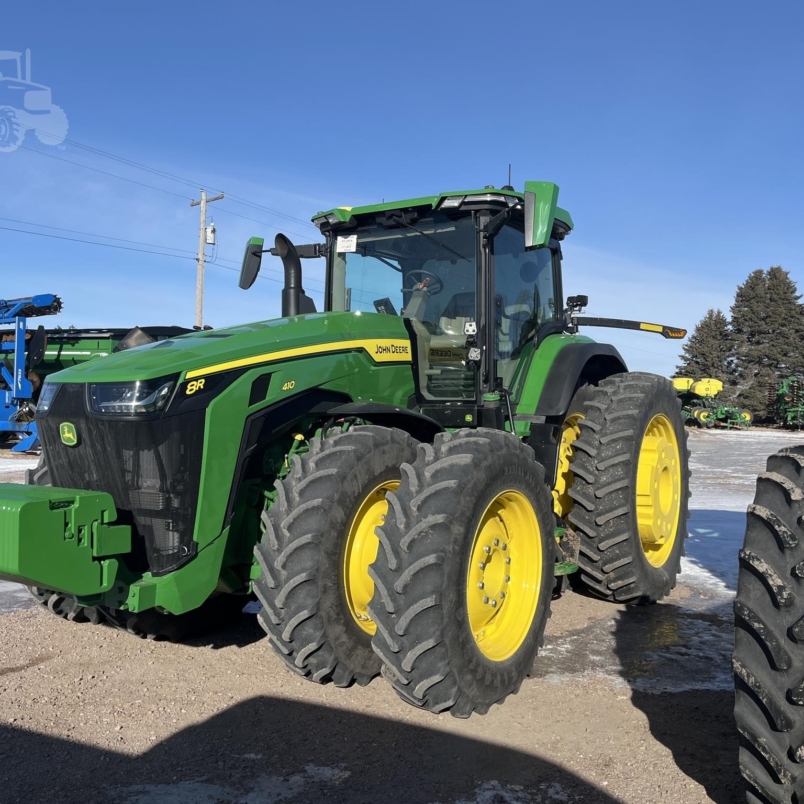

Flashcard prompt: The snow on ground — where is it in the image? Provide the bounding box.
[537,427,804,693]
[0,454,38,480]
[683,428,804,602]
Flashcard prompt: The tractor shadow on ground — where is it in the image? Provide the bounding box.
[5,695,621,804]
[181,610,268,650]
[612,602,741,804]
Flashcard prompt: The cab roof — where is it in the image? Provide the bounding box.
[313,186,574,231]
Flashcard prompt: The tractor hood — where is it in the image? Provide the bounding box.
[45,312,412,384]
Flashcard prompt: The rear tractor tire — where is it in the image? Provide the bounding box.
[553,384,596,520]
[254,425,419,687]
[568,372,690,603]
[369,428,556,717]
[733,447,804,804]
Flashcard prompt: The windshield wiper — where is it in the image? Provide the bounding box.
[387,213,471,262]
[358,245,402,273]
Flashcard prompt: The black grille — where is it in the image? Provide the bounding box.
[39,384,204,575]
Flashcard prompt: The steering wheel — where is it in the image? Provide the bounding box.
[404,270,444,296]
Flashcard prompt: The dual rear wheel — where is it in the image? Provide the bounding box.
[257,374,688,716]
[256,424,555,715]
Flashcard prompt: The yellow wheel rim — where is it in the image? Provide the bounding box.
[553,412,583,517]
[636,414,682,567]
[466,490,542,662]
[739,411,752,422]
[343,480,398,635]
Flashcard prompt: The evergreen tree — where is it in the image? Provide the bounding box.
[765,266,804,376]
[730,267,804,418]
[731,269,771,415]
[674,309,732,380]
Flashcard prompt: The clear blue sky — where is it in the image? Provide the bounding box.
[2,1,802,376]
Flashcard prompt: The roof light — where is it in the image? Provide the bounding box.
[468,193,508,204]
[439,196,465,209]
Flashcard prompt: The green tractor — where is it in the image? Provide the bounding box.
[0,181,691,717]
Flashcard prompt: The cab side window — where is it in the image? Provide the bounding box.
[493,224,557,362]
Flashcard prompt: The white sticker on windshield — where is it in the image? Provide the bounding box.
[336,234,357,253]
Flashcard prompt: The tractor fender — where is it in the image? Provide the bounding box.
[534,343,627,418]
[326,402,444,444]
[523,344,627,488]
[224,388,353,528]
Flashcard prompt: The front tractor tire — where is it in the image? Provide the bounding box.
[568,373,690,603]
[28,585,103,624]
[25,457,105,625]
[369,429,556,718]
[733,447,804,804]
[254,425,419,687]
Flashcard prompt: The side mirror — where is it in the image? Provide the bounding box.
[524,181,559,250]
[239,236,265,289]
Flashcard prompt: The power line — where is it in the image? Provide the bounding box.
[16,121,207,190]
[211,206,315,241]
[0,223,202,260]
[19,145,192,201]
[20,144,318,241]
[0,223,326,290]
[0,215,198,257]
[218,193,319,230]
[17,122,319,230]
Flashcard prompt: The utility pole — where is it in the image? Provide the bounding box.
[190,189,224,328]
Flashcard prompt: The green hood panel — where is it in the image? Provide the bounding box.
[46,312,411,384]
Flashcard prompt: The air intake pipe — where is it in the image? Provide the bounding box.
[275,234,316,316]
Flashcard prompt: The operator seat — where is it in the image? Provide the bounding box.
[432,292,475,349]
[497,303,532,359]
[413,292,475,400]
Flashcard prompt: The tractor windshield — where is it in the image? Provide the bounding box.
[329,213,478,400]
[0,54,21,80]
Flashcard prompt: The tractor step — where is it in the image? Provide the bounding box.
[0,484,130,596]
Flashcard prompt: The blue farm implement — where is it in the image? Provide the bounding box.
[0,294,62,451]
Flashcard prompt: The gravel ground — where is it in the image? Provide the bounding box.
[1,429,801,804]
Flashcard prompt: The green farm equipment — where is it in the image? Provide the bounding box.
[672,376,752,429]
[0,181,691,717]
[769,376,804,428]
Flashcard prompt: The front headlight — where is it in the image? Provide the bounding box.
[89,376,176,415]
[36,382,60,415]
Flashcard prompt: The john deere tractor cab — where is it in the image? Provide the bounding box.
[0,181,690,718]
